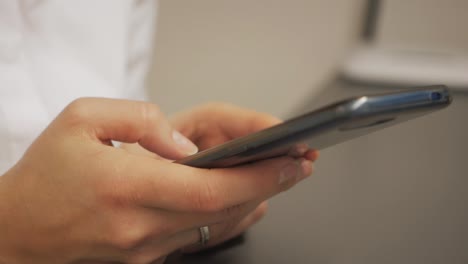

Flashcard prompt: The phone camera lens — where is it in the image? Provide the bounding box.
[431,92,442,101]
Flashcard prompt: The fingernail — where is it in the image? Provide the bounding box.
[278,161,300,186]
[288,144,309,157]
[172,130,198,155]
[298,158,312,181]
[278,159,312,187]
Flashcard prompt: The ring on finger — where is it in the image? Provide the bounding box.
[198,226,210,246]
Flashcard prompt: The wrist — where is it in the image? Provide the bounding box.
[0,171,21,264]
[0,174,11,263]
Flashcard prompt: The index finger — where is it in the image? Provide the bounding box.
[212,103,282,138]
[173,103,282,139]
[57,98,197,159]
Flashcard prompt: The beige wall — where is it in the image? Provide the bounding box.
[377,0,468,53]
[148,0,365,117]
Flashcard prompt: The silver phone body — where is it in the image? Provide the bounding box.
[177,85,452,168]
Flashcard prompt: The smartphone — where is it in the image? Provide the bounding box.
[176,85,452,168]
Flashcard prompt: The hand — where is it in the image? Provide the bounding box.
[0,99,314,264]
[169,102,318,156]
[166,103,319,251]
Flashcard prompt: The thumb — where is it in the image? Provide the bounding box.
[58,98,198,159]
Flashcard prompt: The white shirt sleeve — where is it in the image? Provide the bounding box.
[0,0,157,174]
[125,0,158,101]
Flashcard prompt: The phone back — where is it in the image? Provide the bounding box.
[178,85,451,168]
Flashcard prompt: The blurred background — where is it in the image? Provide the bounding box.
[149,0,468,116]
[149,0,363,116]
[149,1,468,263]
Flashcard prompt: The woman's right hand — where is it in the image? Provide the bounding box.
[0,98,312,264]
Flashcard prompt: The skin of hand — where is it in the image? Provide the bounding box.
[0,99,317,264]
[122,102,319,253]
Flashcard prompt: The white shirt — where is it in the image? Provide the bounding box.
[0,0,157,174]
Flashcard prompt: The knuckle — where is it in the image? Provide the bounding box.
[220,203,247,219]
[64,97,93,122]
[109,232,140,251]
[192,181,226,212]
[139,102,162,125]
[107,221,149,251]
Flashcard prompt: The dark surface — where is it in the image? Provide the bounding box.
[168,79,468,264]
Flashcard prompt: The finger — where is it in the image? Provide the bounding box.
[228,108,282,136]
[287,143,310,157]
[287,144,319,161]
[213,201,268,246]
[133,155,313,212]
[127,202,260,261]
[304,149,319,162]
[182,201,268,253]
[119,143,166,160]
[58,98,198,159]
[172,103,282,139]
[116,202,265,262]
[160,199,261,236]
